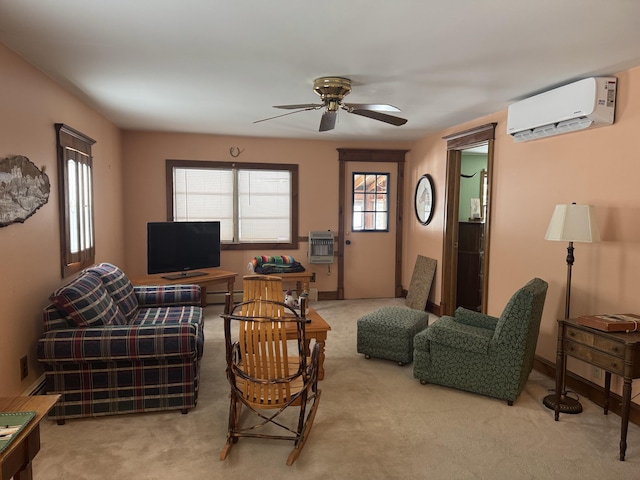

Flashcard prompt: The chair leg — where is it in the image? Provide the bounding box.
[220,395,242,461]
[220,441,233,461]
[507,400,514,406]
[286,389,322,466]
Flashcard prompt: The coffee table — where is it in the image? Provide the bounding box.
[285,308,331,380]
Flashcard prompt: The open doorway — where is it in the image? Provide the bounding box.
[441,124,496,317]
[457,146,488,311]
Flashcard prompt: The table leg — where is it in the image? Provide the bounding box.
[200,286,208,308]
[620,377,632,461]
[604,371,611,415]
[315,333,327,381]
[553,334,566,421]
[14,462,33,480]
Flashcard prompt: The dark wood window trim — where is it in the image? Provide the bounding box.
[55,123,96,277]
[166,159,299,251]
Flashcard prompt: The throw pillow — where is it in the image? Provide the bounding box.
[89,262,138,321]
[50,271,127,327]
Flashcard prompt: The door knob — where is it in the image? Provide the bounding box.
[345,240,351,245]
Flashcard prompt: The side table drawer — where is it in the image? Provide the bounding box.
[565,340,624,375]
[566,326,624,356]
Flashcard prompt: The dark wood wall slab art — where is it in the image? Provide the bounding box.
[0,155,50,227]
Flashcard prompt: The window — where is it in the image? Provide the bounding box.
[352,172,389,232]
[55,124,96,277]
[167,160,298,250]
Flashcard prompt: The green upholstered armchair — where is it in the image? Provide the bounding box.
[413,278,548,405]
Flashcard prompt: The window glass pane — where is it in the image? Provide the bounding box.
[67,158,79,253]
[238,170,290,243]
[351,172,389,231]
[174,168,234,241]
[81,162,93,251]
[353,174,365,192]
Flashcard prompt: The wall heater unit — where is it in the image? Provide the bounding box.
[309,231,334,264]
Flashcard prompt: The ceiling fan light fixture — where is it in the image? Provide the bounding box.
[255,75,407,132]
[313,77,352,102]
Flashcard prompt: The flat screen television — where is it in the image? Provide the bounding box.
[147,221,221,279]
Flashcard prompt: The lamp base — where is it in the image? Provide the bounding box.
[542,393,583,414]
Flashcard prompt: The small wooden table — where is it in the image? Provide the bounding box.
[267,271,314,297]
[130,268,237,307]
[0,395,60,480]
[286,308,331,380]
[553,317,640,460]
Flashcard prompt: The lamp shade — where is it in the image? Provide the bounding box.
[545,204,600,242]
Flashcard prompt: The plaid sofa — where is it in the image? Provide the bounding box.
[37,263,204,423]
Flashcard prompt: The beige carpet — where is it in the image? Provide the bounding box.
[34,299,640,479]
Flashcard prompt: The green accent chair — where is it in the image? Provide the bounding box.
[413,278,548,405]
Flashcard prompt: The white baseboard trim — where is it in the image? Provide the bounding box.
[21,373,46,396]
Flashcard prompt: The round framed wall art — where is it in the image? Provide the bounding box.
[414,174,435,225]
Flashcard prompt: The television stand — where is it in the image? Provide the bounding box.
[129,268,237,308]
[161,271,207,280]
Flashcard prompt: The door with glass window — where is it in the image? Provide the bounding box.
[343,162,397,299]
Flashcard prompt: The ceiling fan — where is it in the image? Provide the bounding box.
[254,77,408,132]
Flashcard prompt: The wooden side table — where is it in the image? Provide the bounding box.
[553,318,640,460]
[0,395,60,480]
[285,308,331,380]
[267,271,313,297]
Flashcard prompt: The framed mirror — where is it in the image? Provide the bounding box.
[414,174,435,225]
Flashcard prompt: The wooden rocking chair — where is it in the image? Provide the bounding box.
[220,294,321,465]
[242,274,285,303]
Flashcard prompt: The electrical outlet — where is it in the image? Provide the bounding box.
[592,366,602,380]
[20,355,28,380]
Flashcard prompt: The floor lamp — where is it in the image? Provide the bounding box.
[542,203,600,414]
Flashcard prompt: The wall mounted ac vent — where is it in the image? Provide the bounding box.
[507,77,617,142]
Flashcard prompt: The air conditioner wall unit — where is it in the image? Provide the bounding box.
[506,77,617,142]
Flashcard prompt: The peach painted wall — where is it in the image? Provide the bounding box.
[0,44,124,396]
[121,132,411,295]
[405,65,640,396]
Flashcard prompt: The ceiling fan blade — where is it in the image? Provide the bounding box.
[344,103,401,112]
[319,111,337,132]
[349,109,408,126]
[273,103,323,110]
[253,107,317,124]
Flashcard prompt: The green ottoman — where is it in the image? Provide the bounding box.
[357,306,429,365]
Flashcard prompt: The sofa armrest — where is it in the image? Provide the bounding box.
[425,316,494,354]
[37,323,202,363]
[454,307,500,331]
[134,284,201,307]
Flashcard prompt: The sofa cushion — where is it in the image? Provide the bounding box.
[89,263,138,321]
[50,272,127,327]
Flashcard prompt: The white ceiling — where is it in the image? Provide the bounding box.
[2,0,640,142]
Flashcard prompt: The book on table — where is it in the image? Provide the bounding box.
[0,411,36,454]
[576,313,640,332]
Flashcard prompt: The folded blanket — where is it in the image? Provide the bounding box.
[249,255,306,274]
